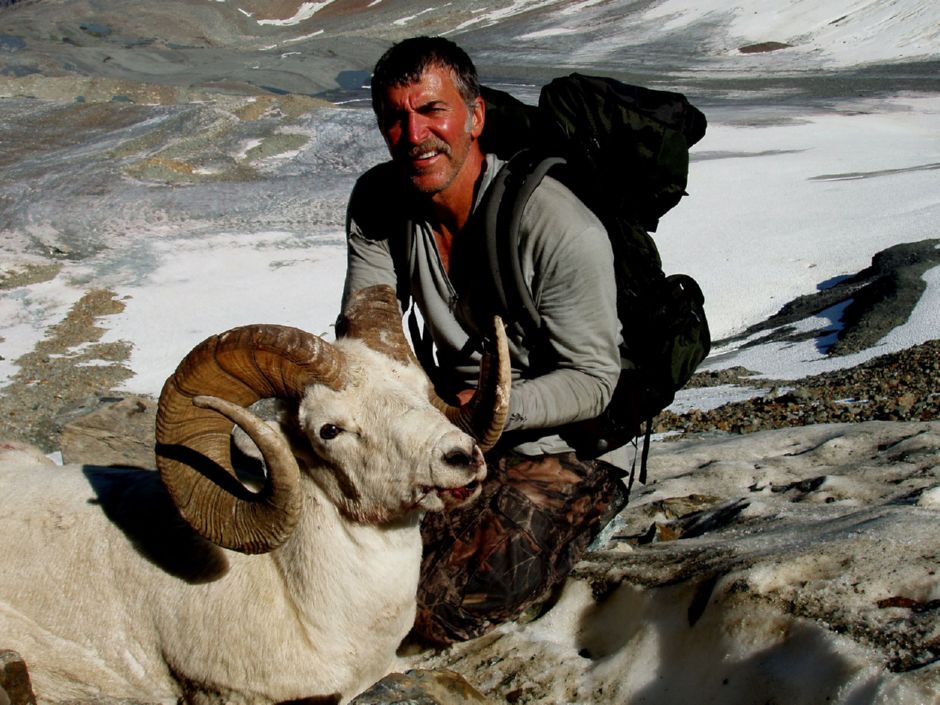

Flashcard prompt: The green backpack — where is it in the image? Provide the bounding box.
[478,74,711,479]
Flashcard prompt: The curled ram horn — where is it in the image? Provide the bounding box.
[339,285,510,452]
[156,325,346,554]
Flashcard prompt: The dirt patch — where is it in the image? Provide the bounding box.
[0,288,134,452]
[0,262,62,289]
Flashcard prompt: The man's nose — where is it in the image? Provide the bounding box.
[405,112,430,144]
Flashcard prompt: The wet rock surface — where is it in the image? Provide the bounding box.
[350,669,495,705]
[409,419,940,704]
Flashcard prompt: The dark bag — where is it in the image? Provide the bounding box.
[479,74,712,468]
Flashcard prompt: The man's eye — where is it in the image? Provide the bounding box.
[319,424,342,440]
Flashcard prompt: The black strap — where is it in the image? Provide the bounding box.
[483,163,514,319]
[388,218,416,313]
[640,416,652,484]
[624,415,654,502]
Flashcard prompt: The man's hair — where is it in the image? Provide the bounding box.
[370,36,481,118]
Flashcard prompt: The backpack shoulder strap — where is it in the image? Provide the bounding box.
[482,150,566,337]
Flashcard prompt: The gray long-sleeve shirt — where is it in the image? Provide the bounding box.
[342,153,621,454]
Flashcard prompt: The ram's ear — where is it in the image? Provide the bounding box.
[336,285,417,367]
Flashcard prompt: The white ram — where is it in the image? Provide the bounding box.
[0,285,509,705]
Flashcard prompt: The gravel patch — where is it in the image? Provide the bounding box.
[658,339,940,437]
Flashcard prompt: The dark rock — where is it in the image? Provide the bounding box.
[350,669,494,705]
[831,240,940,355]
[738,41,792,54]
[79,24,113,39]
[0,650,36,705]
[717,239,940,356]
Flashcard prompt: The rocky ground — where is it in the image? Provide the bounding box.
[657,339,940,438]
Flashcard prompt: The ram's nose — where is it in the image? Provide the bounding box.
[444,442,486,477]
[436,442,486,509]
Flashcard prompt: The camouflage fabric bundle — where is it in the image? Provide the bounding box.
[414,450,626,645]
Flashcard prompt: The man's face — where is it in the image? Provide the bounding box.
[378,64,484,197]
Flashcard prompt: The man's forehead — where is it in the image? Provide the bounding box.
[386,65,459,101]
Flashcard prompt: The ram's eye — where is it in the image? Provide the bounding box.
[319,424,342,440]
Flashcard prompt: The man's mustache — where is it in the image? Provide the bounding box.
[397,139,451,160]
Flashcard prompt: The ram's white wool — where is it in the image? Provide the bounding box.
[0,333,484,705]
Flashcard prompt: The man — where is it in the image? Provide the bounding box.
[341,36,626,645]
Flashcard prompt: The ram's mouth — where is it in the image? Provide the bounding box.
[441,479,481,507]
[418,479,481,509]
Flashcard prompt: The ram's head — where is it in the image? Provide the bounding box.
[155,285,509,554]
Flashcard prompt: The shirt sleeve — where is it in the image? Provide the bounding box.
[503,176,621,431]
[341,166,402,310]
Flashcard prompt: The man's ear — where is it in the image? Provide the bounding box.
[470,96,485,140]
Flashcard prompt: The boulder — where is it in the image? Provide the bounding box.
[59,396,157,468]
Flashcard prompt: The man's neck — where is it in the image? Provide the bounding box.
[430,149,486,229]
[426,150,487,273]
